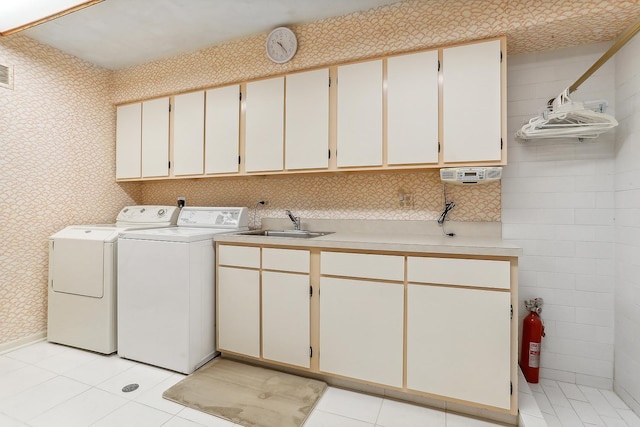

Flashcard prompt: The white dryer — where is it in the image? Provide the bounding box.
[117,206,248,374]
[48,206,180,354]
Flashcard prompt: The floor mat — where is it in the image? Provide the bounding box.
[163,358,326,427]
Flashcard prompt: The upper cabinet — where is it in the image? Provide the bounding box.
[285,69,330,170]
[336,60,383,168]
[244,77,285,173]
[442,39,502,163]
[387,51,440,165]
[115,37,505,181]
[205,85,240,175]
[173,91,205,176]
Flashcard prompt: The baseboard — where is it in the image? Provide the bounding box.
[0,331,46,355]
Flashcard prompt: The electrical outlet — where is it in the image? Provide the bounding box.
[398,192,414,209]
[177,196,186,208]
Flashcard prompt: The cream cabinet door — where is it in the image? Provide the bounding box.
[173,91,205,176]
[141,97,170,178]
[262,271,310,368]
[285,69,329,170]
[319,277,403,387]
[407,284,511,409]
[336,60,383,167]
[387,51,439,165]
[442,39,502,163]
[217,266,260,358]
[245,77,284,172]
[116,103,142,179]
[205,85,240,174]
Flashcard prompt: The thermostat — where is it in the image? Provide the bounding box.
[440,167,502,185]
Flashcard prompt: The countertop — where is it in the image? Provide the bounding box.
[214,222,522,258]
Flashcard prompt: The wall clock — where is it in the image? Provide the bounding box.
[265,27,297,64]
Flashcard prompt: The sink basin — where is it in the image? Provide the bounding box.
[239,230,334,239]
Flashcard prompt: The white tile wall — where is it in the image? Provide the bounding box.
[614,31,640,415]
[504,41,617,387]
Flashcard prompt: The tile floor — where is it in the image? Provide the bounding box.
[3,341,640,427]
[529,378,640,427]
[0,340,509,427]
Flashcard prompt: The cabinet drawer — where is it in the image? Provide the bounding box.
[262,248,309,273]
[217,245,260,268]
[321,252,404,281]
[407,257,510,289]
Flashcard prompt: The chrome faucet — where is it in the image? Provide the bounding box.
[285,210,301,230]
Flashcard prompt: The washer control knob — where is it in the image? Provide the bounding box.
[157,209,166,217]
[140,208,146,213]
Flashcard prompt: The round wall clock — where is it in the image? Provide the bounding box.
[265,27,297,64]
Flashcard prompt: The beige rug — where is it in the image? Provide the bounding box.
[163,358,326,427]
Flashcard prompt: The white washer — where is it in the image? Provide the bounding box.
[48,205,180,354]
[117,206,249,373]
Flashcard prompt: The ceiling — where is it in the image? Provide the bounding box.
[20,0,404,70]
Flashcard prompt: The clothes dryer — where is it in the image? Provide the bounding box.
[117,207,248,373]
[48,206,179,354]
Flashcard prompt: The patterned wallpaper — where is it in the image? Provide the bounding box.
[1,0,636,347]
[0,35,141,347]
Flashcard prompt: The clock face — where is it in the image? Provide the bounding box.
[266,27,297,64]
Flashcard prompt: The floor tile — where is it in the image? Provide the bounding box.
[533,390,556,415]
[519,391,543,417]
[35,346,101,375]
[63,353,137,386]
[600,415,629,427]
[579,386,620,419]
[95,362,174,400]
[162,416,212,427]
[175,407,236,427]
[543,383,573,408]
[315,387,382,424]
[519,413,548,427]
[599,389,629,410]
[91,400,173,427]
[29,387,128,427]
[134,373,187,414]
[445,412,506,427]
[528,382,544,393]
[304,409,375,427]
[0,376,89,422]
[5,341,68,364]
[543,413,563,427]
[0,365,57,400]
[0,356,27,377]
[617,409,640,427]
[559,382,588,402]
[0,413,29,427]
[553,404,585,427]
[375,398,445,427]
[570,398,605,426]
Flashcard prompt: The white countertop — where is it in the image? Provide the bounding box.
[214,226,522,258]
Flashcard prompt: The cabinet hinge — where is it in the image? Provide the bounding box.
[328,77,331,87]
[501,138,503,150]
[437,60,441,72]
[169,103,171,112]
[500,50,503,63]
[238,155,241,165]
[510,304,513,319]
[310,285,313,297]
[239,91,242,101]
[168,161,171,169]
[438,142,441,153]
[310,346,313,358]
[510,381,513,395]
[328,149,331,159]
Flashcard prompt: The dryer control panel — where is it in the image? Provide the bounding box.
[177,207,249,229]
[116,205,180,225]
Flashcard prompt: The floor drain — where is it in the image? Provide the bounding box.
[122,383,139,393]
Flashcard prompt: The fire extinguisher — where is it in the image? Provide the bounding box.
[520,297,545,383]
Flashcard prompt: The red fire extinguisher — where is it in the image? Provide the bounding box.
[520,297,545,383]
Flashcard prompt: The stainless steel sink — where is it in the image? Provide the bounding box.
[239,230,334,239]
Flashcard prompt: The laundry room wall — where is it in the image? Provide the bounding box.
[613,33,640,414]
[503,41,617,388]
[0,35,141,349]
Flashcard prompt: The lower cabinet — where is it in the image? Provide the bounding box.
[319,277,404,387]
[262,271,310,368]
[407,284,512,410]
[217,266,260,358]
[216,243,516,415]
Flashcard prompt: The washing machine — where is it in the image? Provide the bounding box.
[117,206,249,373]
[48,205,180,354]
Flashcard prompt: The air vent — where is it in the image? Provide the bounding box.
[0,63,14,90]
